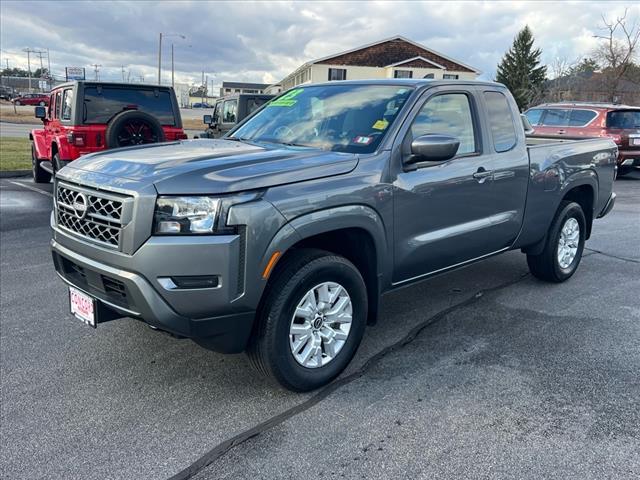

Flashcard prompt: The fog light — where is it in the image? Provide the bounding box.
[158,276,220,290]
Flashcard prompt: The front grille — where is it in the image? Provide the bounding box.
[101,275,127,299]
[56,183,129,249]
[53,252,130,308]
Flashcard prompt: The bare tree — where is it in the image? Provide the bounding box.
[545,56,581,102]
[593,8,640,102]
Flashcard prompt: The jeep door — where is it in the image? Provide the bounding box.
[391,86,526,284]
[220,98,238,136]
[44,90,62,160]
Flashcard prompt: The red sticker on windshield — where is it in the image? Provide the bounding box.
[353,136,373,145]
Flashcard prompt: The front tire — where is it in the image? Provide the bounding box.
[247,249,367,392]
[31,143,51,183]
[527,201,586,282]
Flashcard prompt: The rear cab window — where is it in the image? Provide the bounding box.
[483,91,517,152]
[82,86,176,125]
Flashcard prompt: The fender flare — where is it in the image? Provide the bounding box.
[30,130,47,160]
[260,205,390,324]
[522,171,598,255]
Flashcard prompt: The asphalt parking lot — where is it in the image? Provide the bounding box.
[1,171,638,480]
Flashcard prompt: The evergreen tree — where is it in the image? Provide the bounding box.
[496,26,547,110]
[569,57,599,76]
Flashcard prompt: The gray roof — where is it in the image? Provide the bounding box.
[221,81,269,89]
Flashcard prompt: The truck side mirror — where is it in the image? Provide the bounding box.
[406,134,460,165]
[521,114,535,135]
[203,114,212,125]
[35,106,46,120]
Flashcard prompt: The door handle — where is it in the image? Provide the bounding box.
[557,129,566,134]
[472,167,493,183]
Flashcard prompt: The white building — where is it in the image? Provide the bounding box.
[266,35,480,94]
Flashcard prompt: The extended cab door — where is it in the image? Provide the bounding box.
[391,86,527,284]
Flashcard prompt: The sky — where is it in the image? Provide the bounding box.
[1,1,638,89]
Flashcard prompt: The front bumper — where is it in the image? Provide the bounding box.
[51,230,255,353]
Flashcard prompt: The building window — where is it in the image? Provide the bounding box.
[423,73,435,79]
[328,68,347,81]
[394,70,413,78]
[443,74,459,80]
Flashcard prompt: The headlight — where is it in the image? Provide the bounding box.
[154,196,220,234]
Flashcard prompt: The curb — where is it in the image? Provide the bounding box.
[0,170,30,178]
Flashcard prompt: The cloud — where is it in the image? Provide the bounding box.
[1,0,638,88]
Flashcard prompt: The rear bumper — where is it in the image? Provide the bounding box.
[51,234,256,353]
[597,192,616,218]
[618,150,640,166]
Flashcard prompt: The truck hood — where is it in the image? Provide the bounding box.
[61,139,358,194]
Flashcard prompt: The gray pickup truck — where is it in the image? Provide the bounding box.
[51,80,617,391]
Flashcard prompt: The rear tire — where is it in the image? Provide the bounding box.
[31,143,51,183]
[247,249,367,392]
[526,201,586,283]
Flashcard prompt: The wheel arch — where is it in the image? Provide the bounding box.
[262,205,389,325]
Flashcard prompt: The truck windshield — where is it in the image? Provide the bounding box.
[229,84,413,153]
[82,87,176,125]
[607,110,640,129]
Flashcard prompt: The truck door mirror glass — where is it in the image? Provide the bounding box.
[407,134,460,164]
[34,106,46,120]
[203,114,212,125]
[521,114,535,135]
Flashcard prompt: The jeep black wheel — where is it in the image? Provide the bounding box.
[31,143,51,183]
[247,249,367,392]
[105,110,165,148]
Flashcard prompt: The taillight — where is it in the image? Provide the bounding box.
[66,132,87,147]
[599,130,622,144]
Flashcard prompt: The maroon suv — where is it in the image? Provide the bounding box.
[12,92,49,106]
[524,103,640,176]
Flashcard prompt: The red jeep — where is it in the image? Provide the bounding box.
[30,81,187,183]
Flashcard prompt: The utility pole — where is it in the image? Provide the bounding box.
[157,32,162,84]
[23,48,34,91]
[36,51,45,73]
[92,64,101,81]
[121,65,126,82]
[47,48,51,76]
